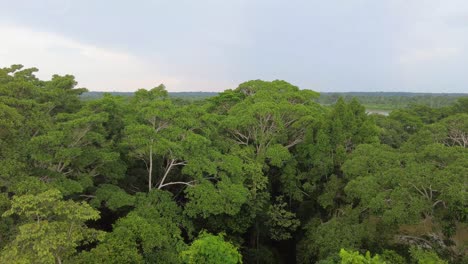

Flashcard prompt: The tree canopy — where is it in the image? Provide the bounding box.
[0,65,466,263]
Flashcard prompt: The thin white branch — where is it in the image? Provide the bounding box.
[157,159,187,189]
[159,181,195,189]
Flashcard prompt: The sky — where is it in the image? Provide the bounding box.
[1,0,468,93]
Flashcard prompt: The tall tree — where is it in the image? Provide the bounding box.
[1,188,103,264]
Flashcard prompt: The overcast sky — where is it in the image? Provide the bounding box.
[1,0,468,93]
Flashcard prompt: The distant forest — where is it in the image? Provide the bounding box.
[82,91,218,100]
[82,91,467,111]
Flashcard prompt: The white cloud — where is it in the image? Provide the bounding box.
[0,23,181,91]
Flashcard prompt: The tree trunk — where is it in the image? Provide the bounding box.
[148,140,153,191]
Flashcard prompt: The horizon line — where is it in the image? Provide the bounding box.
[83,90,468,95]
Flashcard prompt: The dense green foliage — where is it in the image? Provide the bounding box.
[82,91,467,112]
[0,65,466,263]
[81,91,219,102]
[317,92,467,110]
[181,232,242,264]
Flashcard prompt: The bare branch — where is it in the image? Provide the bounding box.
[159,181,195,189]
[285,138,303,149]
[157,159,187,189]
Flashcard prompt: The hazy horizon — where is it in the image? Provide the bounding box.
[84,90,468,95]
[2,1,468,93]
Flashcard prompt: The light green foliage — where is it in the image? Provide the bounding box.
[1,189,103,263]
[222,80,319,157]
[41,74,87,114]
[0,66,49,189]
[28,106,124,195]
[339,249,385,264]
[9,176,50,195]
[122,85,175,191]
[409,247,448,264]
[124,85,222,192]
[265,144,291,167]
[4,188,99,223]
[78,213,179,264]
[185,180,249,218]
[85,93,127,141]
[181,232,242,264]
[179,133,220,177]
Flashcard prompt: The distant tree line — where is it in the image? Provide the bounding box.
[316,92,466,110]
[83,91,467,111]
